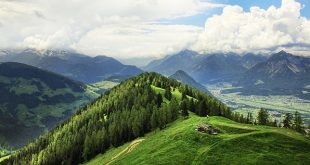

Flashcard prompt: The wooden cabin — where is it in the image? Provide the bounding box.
[196,124,218,135]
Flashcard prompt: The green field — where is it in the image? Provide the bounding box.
[90,81,119,94]
[151,85,195,101]
[85,113,310,165]
[207,84,310,124]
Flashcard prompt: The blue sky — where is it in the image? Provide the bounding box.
[169,0,310,27]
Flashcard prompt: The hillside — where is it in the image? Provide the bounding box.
[191,53,248,83]
[86,114,310,165]
[169,70,211,94]
[0,62,98,147]
[238,51,310,98]
[1,72,230,165]
[0,49,143,83]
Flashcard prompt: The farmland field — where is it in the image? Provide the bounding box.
[207,83,310,124]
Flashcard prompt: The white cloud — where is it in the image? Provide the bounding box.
[192,0,310,56]
[73,24,202,58]
[1,0,309,57]
[0,0,219,57]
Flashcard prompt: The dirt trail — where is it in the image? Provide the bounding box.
[106,139,144,165]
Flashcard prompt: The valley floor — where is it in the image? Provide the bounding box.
[85,113,310,165]
[207,83,310,124]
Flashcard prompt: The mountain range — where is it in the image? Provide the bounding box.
[237,51,310,98]
[144,50,267,83]
[0,49,143,83]
[145,50,310,98]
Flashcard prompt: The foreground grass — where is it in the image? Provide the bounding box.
[85,114,310,165]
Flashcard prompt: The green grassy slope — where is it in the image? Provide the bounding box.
[86,114,310,165]
[89,81,119,94]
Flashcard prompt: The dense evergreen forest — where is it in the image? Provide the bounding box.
[1,72,305,165]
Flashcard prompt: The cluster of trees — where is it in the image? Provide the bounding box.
[229,108,307,134]
[2,72,229,165]
[282,111,305,133]
[255,108,306,133]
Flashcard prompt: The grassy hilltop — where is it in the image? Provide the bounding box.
[86,114,310,165]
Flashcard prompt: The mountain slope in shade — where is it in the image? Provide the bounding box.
[238,51,310,97]
[191,53,248,83]
[169,70,211,94]
[240,53,268,69]
[143,49,201,76]
[0,62,98,147]
[144,50,266,84]
[0,49,143,83]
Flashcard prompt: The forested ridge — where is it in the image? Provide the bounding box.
[1,72,236,165]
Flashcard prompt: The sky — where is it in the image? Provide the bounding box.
[0,0,310,58]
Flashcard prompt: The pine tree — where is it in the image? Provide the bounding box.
[169,98,179,120]
[189,99,195,113]
[164,87,172,100]
[151,107,158,130]
[82,134,92,161]
[158,106,167,129]
[272,119,278,127]
[180,101,189,118]
[182,92,187,100]
[293,111,305,133]
[156,93,163,107]
[257,108,269,125]
[282,113,292,128]
[197,100,208,116]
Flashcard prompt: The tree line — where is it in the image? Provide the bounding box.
[227,107,307,134]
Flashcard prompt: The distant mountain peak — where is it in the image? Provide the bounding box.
[174,70,188,75]
[43,49,74,56]
[169,70,211,94]
[177,49,199,57]
[278,50,288,54]
[273,50,291,56]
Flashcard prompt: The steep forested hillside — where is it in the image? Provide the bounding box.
[0,62,98,147]
[1,72,231,165]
